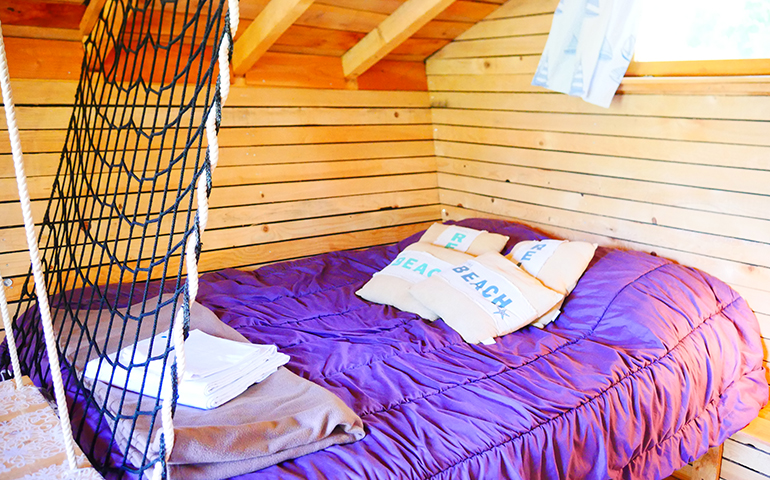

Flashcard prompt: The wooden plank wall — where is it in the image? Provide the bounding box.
[0,79,441,310]
[425,0,770,479]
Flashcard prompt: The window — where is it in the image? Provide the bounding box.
[627,0,770,76]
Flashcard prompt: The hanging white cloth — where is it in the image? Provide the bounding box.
[532,0,641,108]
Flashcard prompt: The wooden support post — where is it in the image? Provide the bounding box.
[691,444,723,480]
[341,0,456,80]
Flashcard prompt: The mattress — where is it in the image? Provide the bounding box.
[192,218,767,479]
[3,218,767,479]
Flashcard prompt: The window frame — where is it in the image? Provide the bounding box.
[626,58,770,77]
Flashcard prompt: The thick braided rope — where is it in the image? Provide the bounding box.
[151,1,239,478]
[0,271,23,389]
[0,20,79,470]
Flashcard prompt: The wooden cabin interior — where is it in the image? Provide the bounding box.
[0,0,768,478]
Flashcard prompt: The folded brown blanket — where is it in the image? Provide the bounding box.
[58,293,365,479]
[91,366,365,480]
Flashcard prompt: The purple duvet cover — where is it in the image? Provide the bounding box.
[191,219,767,480]
[3,218,767,479]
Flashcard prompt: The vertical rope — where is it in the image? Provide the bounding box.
[0,20,79,471]
[0,272,23,389]
[151,1,239,478]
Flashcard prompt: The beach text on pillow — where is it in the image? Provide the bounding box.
[355,243,473,320]
[410,252,563,344]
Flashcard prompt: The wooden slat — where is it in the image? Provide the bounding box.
[232,0,315,76]
[486,0,558,19]
[0,25,81,41]
[433,108,770,147]
[721,459,770,480]
[724,438,770,476]
[433,125,770,171]
[628,59,770,78]
[356,59,428,91]
[430,34,547,59]
[618,76,770,96]
[430,91,770,121]
[0,0,85,30]
[3,37,82,80]
[0,123,433,154]
[342,0,456,79]
[428,73,542,92]
[455,14,553,40]
[426,55,541,75]
[1,78,430,107]
[295,3,386,33]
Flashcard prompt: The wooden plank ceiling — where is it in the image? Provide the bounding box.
[0,0,506,90]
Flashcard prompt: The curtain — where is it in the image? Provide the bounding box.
[532,0,641,108]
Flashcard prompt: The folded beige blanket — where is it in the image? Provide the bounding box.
[91,366,365,479]
[57,293,365,479]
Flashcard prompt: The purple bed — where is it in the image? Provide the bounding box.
[4,218,768,479]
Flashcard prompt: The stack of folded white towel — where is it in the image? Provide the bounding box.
[84,329,289,409]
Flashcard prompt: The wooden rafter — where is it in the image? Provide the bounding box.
[79,0,108,38]
[84,0,129,70]
[342,0,456,79]
[232,0,315,76]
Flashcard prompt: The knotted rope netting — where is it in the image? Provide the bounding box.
[0,0,239,477]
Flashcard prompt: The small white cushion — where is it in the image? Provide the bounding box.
[409,252,563,344]
[419,223,509,256]
[356,243,473,320]
[507,239,597,295]
[507,239,596,328]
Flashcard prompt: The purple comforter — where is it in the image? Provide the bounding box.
[3,219,767,479]
[190,219,766,480]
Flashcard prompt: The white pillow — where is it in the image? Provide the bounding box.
[507,239,596,327]
[409,252,564,344]
[419,223,509,256]
[507,239,597,295]
[356,243,473,320]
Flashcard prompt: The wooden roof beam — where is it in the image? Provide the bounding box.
[342,0,456,80]
[232,0,315,76]
[80,0,108,38]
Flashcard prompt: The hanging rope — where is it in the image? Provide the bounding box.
[0,1,239,478]
[0,271,23,390]
[153,1,239,478]
[0,19,80,470]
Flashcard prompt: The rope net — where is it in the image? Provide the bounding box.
[1,0,237,477]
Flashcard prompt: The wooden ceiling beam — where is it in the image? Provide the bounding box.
[79,0,108,37]
[232,0,315,76]
[342,0,456,79]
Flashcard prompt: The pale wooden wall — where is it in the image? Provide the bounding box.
[0,79,441,306]
[426,1,770,478]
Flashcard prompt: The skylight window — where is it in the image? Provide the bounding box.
[633,0,770,64]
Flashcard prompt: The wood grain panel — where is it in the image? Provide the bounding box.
[0,79,440,306]
[430,91,770,121]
